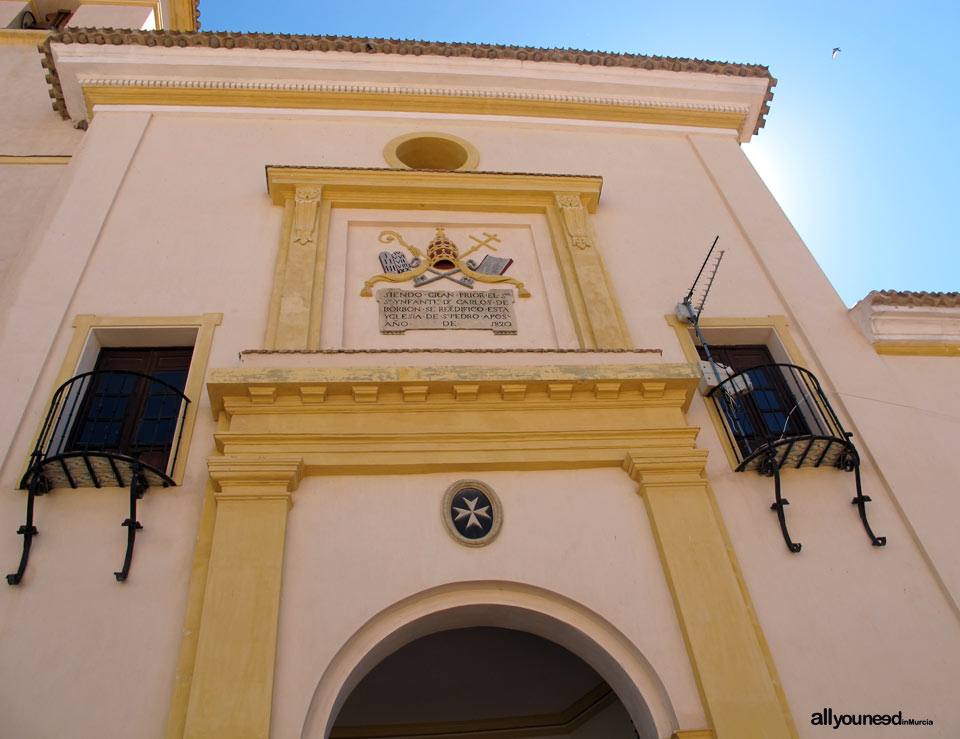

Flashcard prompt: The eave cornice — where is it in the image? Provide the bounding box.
[851,291,960,355]
[39,28,774,139]
[863,290,960,308]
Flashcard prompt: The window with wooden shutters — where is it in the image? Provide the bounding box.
[67,347,193,472]
[696,344,809,458]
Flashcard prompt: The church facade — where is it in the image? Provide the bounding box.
[1,3,959,738]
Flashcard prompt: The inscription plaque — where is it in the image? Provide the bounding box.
[377,289,517,334]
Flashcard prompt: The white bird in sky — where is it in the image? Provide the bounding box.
[832,47,841,59]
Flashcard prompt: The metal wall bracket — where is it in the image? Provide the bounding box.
[114,463,148,582]
[840,449,887,547]
[760,451,802,553]
[759,447,887,553]
[8,460,154,584]
[6,470,47,585]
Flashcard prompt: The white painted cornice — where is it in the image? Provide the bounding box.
[850,294,960,345]
[48,42,769,136]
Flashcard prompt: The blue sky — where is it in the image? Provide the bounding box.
[198,1,958,306]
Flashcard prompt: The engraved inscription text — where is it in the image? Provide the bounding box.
[377,289,517,334]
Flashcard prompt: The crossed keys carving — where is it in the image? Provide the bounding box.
[360,227,530,297]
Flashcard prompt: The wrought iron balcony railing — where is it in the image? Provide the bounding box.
[7,370,190,585]
[705,363,885,553]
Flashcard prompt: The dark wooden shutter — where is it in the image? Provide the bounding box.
[68,348,192,470]
[696,344,808,455]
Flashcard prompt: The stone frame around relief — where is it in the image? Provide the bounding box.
[264,167,632,351]
[442,479,503,547]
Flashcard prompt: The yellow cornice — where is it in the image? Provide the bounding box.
[206,363,701,476]
[0,156,71,165]
[0,29,49,45]
[207,363,698,412]
[265,166,603,211]
[874,342,960,357]
[81,85,746,131]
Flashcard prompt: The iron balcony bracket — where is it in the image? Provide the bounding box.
[840,449,887,548]
[7,470,48,585]
[114,462,148,582]
[760,451,802,553]
[758,446,887,553]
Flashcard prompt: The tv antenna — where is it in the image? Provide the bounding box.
[680,235,724,324]
[676,236,727,387]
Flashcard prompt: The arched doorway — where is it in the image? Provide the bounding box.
[330,626,637,737]
[299,582,678,738]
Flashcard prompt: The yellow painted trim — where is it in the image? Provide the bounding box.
[702,476,799,739]
[25,313,222,487]
[666,313,808,470]
[673,731,715,739]
[165,478,217,739]
[165,0,195,31]
[80,85,746,131]
[174,313,221,482]
[383,131,481,171]
[0,156,71,165]
[184,456,304,739]
[874,342,960,356]
[0,29,49,45]
[266,168,602,210]
[183,363,797,737]
[626,450,797,738]
[207,363,701,475]
[208,362,695,391]
[264,167,630,350]
[264,198,295,350]
[307,199,332,350]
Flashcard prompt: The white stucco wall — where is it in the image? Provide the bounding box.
[0,161,72,287]
[66,4,155,30]
[0,1,28,27]
[0,42,83,290]
[279,469,700,737]
[0,45,82,154]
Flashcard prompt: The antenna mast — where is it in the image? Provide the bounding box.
[676,236,729,399]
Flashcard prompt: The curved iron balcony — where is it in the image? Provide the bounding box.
[8,370,190,585]
[704,363,885,552]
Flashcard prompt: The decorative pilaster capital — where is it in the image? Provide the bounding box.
[623,448,709,489]
[554,192,592,249]
[208,455,305,503]
[292,187,322,245]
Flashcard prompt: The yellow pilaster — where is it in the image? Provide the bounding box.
[166,0,197,31]
[271,187,325,349]
[548,194,631,348]
[183,456,304,739]
[625,450,796,739]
